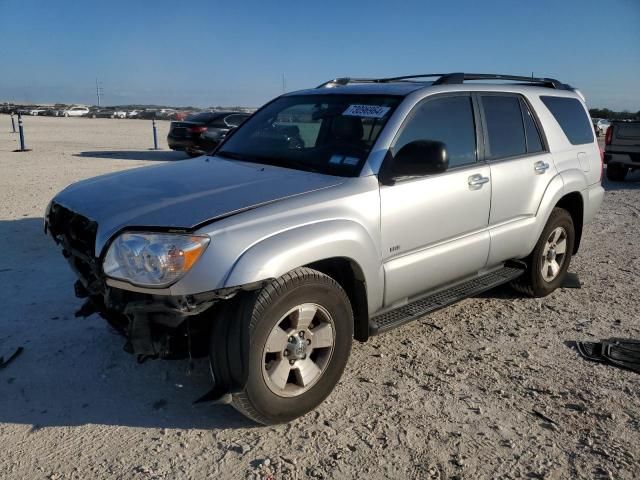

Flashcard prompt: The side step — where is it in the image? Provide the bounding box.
[369,263,525,335]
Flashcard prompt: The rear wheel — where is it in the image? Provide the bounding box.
[186,149,201,158]
[230,268,353,425]
[511,208,574,297]
[606,164,628,182]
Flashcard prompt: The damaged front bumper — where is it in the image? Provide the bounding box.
[74,279,238,359]
[46,201,257,402]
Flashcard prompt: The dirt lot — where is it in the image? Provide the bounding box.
[0,115,639,479]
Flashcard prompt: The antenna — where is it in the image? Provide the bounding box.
[95,78,104,106]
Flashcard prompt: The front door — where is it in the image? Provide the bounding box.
[380,94,491,306]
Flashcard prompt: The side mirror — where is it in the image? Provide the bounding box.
[392,140,449,177]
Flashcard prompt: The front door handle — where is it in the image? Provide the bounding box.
[534,161,550,174]
[468,174,490,189]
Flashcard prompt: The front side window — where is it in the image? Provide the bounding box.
[217,94,401,176]
[481,95,527,159]
[541,96,594,145]
[392,95,477,168]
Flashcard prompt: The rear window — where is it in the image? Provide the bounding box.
[541,96,594,145]
[185,112,218,123]
[617,123,640,139]
[224,114,249,127]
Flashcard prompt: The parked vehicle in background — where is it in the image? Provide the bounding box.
[126,110,140,118]
[604,121,640,181]
[138,109,159,119]
[156,109,177,120]
[29,107,48,116]
[167,111,250,157]
[63,106,90,117]
[46,72,604,424]
[113,109,127,119]
[594,118,610,136]
[86,108,111,118]
[171,111,189,121]
[42,108,63,117]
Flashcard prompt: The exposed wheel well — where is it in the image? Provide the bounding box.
[305,257,369,342]
[556,192,584,254]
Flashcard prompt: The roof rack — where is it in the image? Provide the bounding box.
[317,73,572,90]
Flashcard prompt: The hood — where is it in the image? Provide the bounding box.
[52,156,345,254]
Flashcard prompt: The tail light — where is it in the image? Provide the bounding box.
[605,126,613,145]
[599,147,604,182]
[188,126,207,134]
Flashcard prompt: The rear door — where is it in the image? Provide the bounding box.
[380,93,491,306]
[478,93,556,265]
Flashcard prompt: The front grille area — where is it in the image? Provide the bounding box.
[47,202,101,293]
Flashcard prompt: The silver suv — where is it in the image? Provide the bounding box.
[46,73,604,424]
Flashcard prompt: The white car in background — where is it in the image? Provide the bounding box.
[29,108,47,116]
[113,109,127,119]
[62,106,90,117]
[594,119,611,136]
[126,110,140,118]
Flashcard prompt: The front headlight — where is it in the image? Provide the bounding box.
[103,232,210,287]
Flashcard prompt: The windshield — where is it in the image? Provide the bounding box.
[217,94,401,176]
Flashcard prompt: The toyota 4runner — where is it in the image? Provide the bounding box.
[46,73,604,424]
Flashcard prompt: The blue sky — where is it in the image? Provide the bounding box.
[0,0,638,110]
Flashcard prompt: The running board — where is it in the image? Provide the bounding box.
[369,263,525,335]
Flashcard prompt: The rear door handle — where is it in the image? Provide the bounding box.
[534,161,550,174]
[468,174,490,189]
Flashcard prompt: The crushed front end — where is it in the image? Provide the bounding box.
[45,202,229,360]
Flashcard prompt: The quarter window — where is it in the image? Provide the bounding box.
[393,96,477,168]
[541,96,594,145]
[481,95,526,159]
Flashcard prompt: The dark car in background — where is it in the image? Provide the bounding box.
[167,111,250,157]
[87,108,116,118]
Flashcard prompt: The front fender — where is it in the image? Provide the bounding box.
[223,220,384,314]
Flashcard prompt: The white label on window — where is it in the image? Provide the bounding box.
[343,156,359,166]
[343,104,390,118]
[329,154,344,164]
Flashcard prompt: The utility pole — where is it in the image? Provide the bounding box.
[95,78,104,106]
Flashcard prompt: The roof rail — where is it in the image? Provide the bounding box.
[432,73,570,90]
[316,74,444,88]
[317,73,572,90]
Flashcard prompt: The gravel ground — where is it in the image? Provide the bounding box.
[0,115,639,479]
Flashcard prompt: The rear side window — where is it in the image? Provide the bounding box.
[481,95,526,159]
[394,95,477,168]
[541,96,594,145]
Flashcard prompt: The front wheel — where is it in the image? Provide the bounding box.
[511,208,574,297]
[229,268,353,425]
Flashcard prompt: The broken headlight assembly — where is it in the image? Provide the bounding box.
[103,232,210,287]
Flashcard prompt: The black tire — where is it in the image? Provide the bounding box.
[186,150,201,158]
[229,267,353,425]
[606,164,628,182]
[511,208,575,297]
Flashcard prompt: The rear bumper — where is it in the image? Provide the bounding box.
[603,152,640,167]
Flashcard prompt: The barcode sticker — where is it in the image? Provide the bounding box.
[343,104,390,118]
